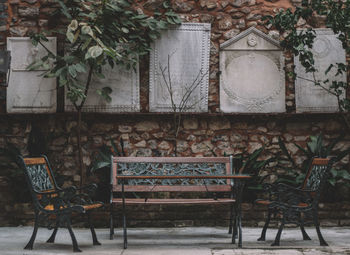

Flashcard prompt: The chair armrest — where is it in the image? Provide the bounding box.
[273,183,313,207]
[37,194,85,214]
[69,183,98,205]
[76,183,98,194]
[259,183,314,206]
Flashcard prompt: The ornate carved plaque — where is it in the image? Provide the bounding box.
[220,27,286,113]
[295,29,346,112]
[149,23,211,112]
[7,37,57,113]
[65,63,140,112]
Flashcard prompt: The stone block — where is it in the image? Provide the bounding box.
[135,121,159,132]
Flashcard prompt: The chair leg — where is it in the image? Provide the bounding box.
[67,219,82,252]
[299,213,311,241]
[300,225,311,240]
[258,209,272,241]
[24,212,39,250]
[87,212,101,245]
[271,212,285,246]
[313,209,328,246]
[110,203,114,240]
[46,227,58,243]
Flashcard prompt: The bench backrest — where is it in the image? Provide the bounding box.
[111,157,234,193]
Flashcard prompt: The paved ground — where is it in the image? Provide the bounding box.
[0,227,349,254]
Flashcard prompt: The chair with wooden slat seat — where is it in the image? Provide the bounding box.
[18,155,104,252]
[255,157,333,246]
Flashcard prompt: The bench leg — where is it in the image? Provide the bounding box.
[110,203,114,240]
[24,212,39,250]
[258,209,272,241]
[238,211,242,248]
[228,203,234,234]
[87,212,101,245]
[122,180,127,249]
[231,215,237,244]
[123,214,127,249]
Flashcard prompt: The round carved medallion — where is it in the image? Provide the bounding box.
[247,34,258,47]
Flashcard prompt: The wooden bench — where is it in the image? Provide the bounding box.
[109,156,250,249]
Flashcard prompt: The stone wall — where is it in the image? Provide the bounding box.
[0,0,349,226]
[0,114,349,226]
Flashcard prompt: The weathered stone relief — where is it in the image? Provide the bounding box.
[220,27,286,113]
[6,37,57,113]
[295,29,346,113]
[65,63,140,112]
[149,23,211,112]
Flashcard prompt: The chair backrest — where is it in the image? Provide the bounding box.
[301,157,330,191]
[19,156,57,194]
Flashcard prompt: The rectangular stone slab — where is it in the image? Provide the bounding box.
[149,23,211,112]
[7,37,57,113]
[220,27,285,113]
[65,63,140,112]
[295,29,346,113]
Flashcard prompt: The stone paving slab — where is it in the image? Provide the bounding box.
[0,227,349,254]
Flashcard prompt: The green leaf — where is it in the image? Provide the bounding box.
[68,65,77,78]
[74,63,87,73]
[81,25,94,36]
[90,161,110,173]
[328,179,336,186]
[66,30,75,43]
[68,20,78,31]
[278,137,297,167]
[81,38,92,50]
[121,27,129,33]
[86,45,103,59]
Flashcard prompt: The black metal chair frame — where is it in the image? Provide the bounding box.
[18,155,103,252]
[256,157,333,246]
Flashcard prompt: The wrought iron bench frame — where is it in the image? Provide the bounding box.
[18,155,104,252]
[109,156,250,249]
[255,157,333,246]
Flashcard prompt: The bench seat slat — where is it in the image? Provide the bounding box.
[114,185,232,192]
[112,198,236,205]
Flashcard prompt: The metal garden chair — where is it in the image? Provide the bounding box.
[255,157,333,246]
[18,155,103,252]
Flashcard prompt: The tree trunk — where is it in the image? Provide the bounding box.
[77,108,85,187]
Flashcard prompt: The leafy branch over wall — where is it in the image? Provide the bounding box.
[29,0,181,186]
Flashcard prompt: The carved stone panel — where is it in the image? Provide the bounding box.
[220,27,286,113]
[149,23,211,112]
[65,63,140,112]
[295,29,346,112]
[7,37,57,113]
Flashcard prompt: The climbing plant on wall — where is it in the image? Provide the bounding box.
[29,0,181,186]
